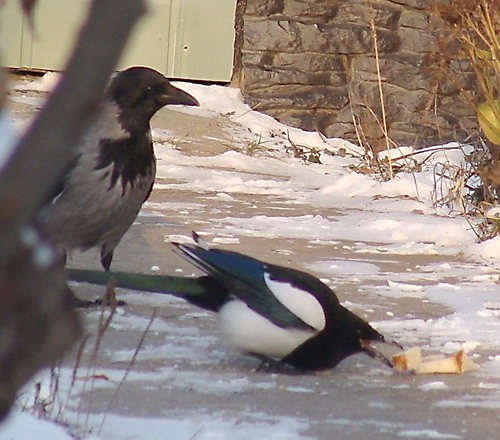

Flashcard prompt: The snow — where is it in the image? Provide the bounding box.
[0,411,310,440]
[92,413,311,440]
[2,73,500,439]
[0,411,74,440]
[13,71,61,93]
[0,109,18,172]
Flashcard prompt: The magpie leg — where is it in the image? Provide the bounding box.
[254,356,300,375]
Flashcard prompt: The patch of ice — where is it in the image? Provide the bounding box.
[307,259,381,276]
[216,192,235,201]
[387,280,425,292]
[285,386,315,393]
[435,399,500,410]
[419,381,448,391]
[398,428,461,439]
[212,236,240,245]
[164,234,195,243]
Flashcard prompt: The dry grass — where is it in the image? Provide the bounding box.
[343,1,402,181]
[285,131,322,164]
[367,0,393,179]
[341,0,499,240]
[18,297,156,438]
[431,0,499,196]
[435,1,499,118]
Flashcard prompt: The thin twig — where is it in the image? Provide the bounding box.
[81,302,118,432]
[97,309,157,434]
[367,0,393,179]
[57,334,90,422]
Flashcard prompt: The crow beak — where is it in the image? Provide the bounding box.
[162,83,200,107]
[360,338,404,368]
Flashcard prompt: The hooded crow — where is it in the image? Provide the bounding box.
[172,233,402,372]
[36,67,199,305]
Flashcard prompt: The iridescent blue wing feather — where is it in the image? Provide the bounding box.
[173,242,314,330]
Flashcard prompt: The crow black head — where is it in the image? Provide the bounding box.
[106,66,199,128]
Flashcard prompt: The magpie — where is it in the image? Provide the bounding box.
[36,66,199,305]
[172,233,402,372]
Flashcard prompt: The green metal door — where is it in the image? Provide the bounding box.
[165,0,236,80]
[0,0,236,82]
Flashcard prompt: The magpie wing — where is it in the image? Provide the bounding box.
[173,243,314,331]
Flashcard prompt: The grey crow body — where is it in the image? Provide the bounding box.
[36,67,199,305]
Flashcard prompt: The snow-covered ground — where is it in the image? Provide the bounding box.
[1,73,499,439]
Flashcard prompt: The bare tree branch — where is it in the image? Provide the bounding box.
[0,0,146,421]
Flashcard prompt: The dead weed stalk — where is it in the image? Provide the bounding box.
[19,289,157,439]
[431,0,499,202]
[97,309,157,435]
[367,0,393,179]
[432,139,499,240]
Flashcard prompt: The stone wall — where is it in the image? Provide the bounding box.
[238,0,477,150]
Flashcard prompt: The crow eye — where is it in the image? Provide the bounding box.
[145,85,155,95]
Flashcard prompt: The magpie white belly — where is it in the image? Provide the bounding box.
[218,300,318,360]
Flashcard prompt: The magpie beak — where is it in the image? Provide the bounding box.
[360,338,404,368]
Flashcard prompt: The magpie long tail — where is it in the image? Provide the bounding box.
[66,268,228,312]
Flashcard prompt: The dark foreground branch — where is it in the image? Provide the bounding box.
[0,0,146,421]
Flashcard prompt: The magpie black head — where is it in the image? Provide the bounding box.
[106,66,199,130]
[281,294,399,371]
